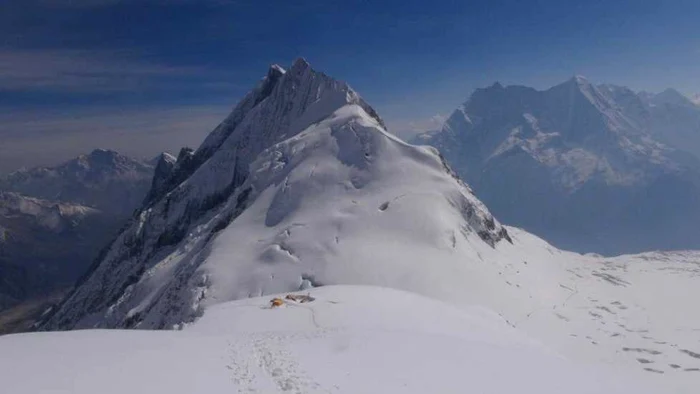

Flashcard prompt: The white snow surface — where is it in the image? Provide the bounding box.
[0,286,662,394]
[201,105,503,306]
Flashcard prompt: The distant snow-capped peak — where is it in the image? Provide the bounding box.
[412,76,700,255]
[0,191,99,232]
[0,149,154,215]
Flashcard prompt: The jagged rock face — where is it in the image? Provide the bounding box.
[40,59,510,330]
[416,77,700,255]
[143,152,176,206]
[0,149,154,217]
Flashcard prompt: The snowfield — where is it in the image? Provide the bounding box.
[0,286,661,394]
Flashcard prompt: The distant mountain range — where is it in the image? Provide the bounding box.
[415,77,700,255]
[0,149,155,217]
[0,149,155,330]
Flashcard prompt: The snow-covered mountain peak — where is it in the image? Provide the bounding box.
[0,151,156,320]
[70,149,138,172]
[187,57,382,181]
[39,59,509,331]
[487,81,504,90]
[414,76,700,254]
[549,74,622,116]
[158,151,177,165]
[268,63,286,75]
[653,88,696,108]
[0,150,154,216]
[143,152,177,205]
[289,56,311,72]
[438,76,655,172]
[557,74,594,95]
[0,191,99,232]
[87,148,120,160]
[571,74,590,85]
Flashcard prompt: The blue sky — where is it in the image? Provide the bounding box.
[1,0,699,171]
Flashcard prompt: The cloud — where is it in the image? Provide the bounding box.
[0,49,212,93]
[0,105,232,173]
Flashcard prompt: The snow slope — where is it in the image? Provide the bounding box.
[0,286,661,394]
[35,60,700,391]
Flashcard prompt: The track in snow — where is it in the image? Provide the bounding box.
[225,301,336,393]
[227,332,336,393]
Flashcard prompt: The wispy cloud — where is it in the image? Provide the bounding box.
[0,104,232,173]
[0,49,212,92]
